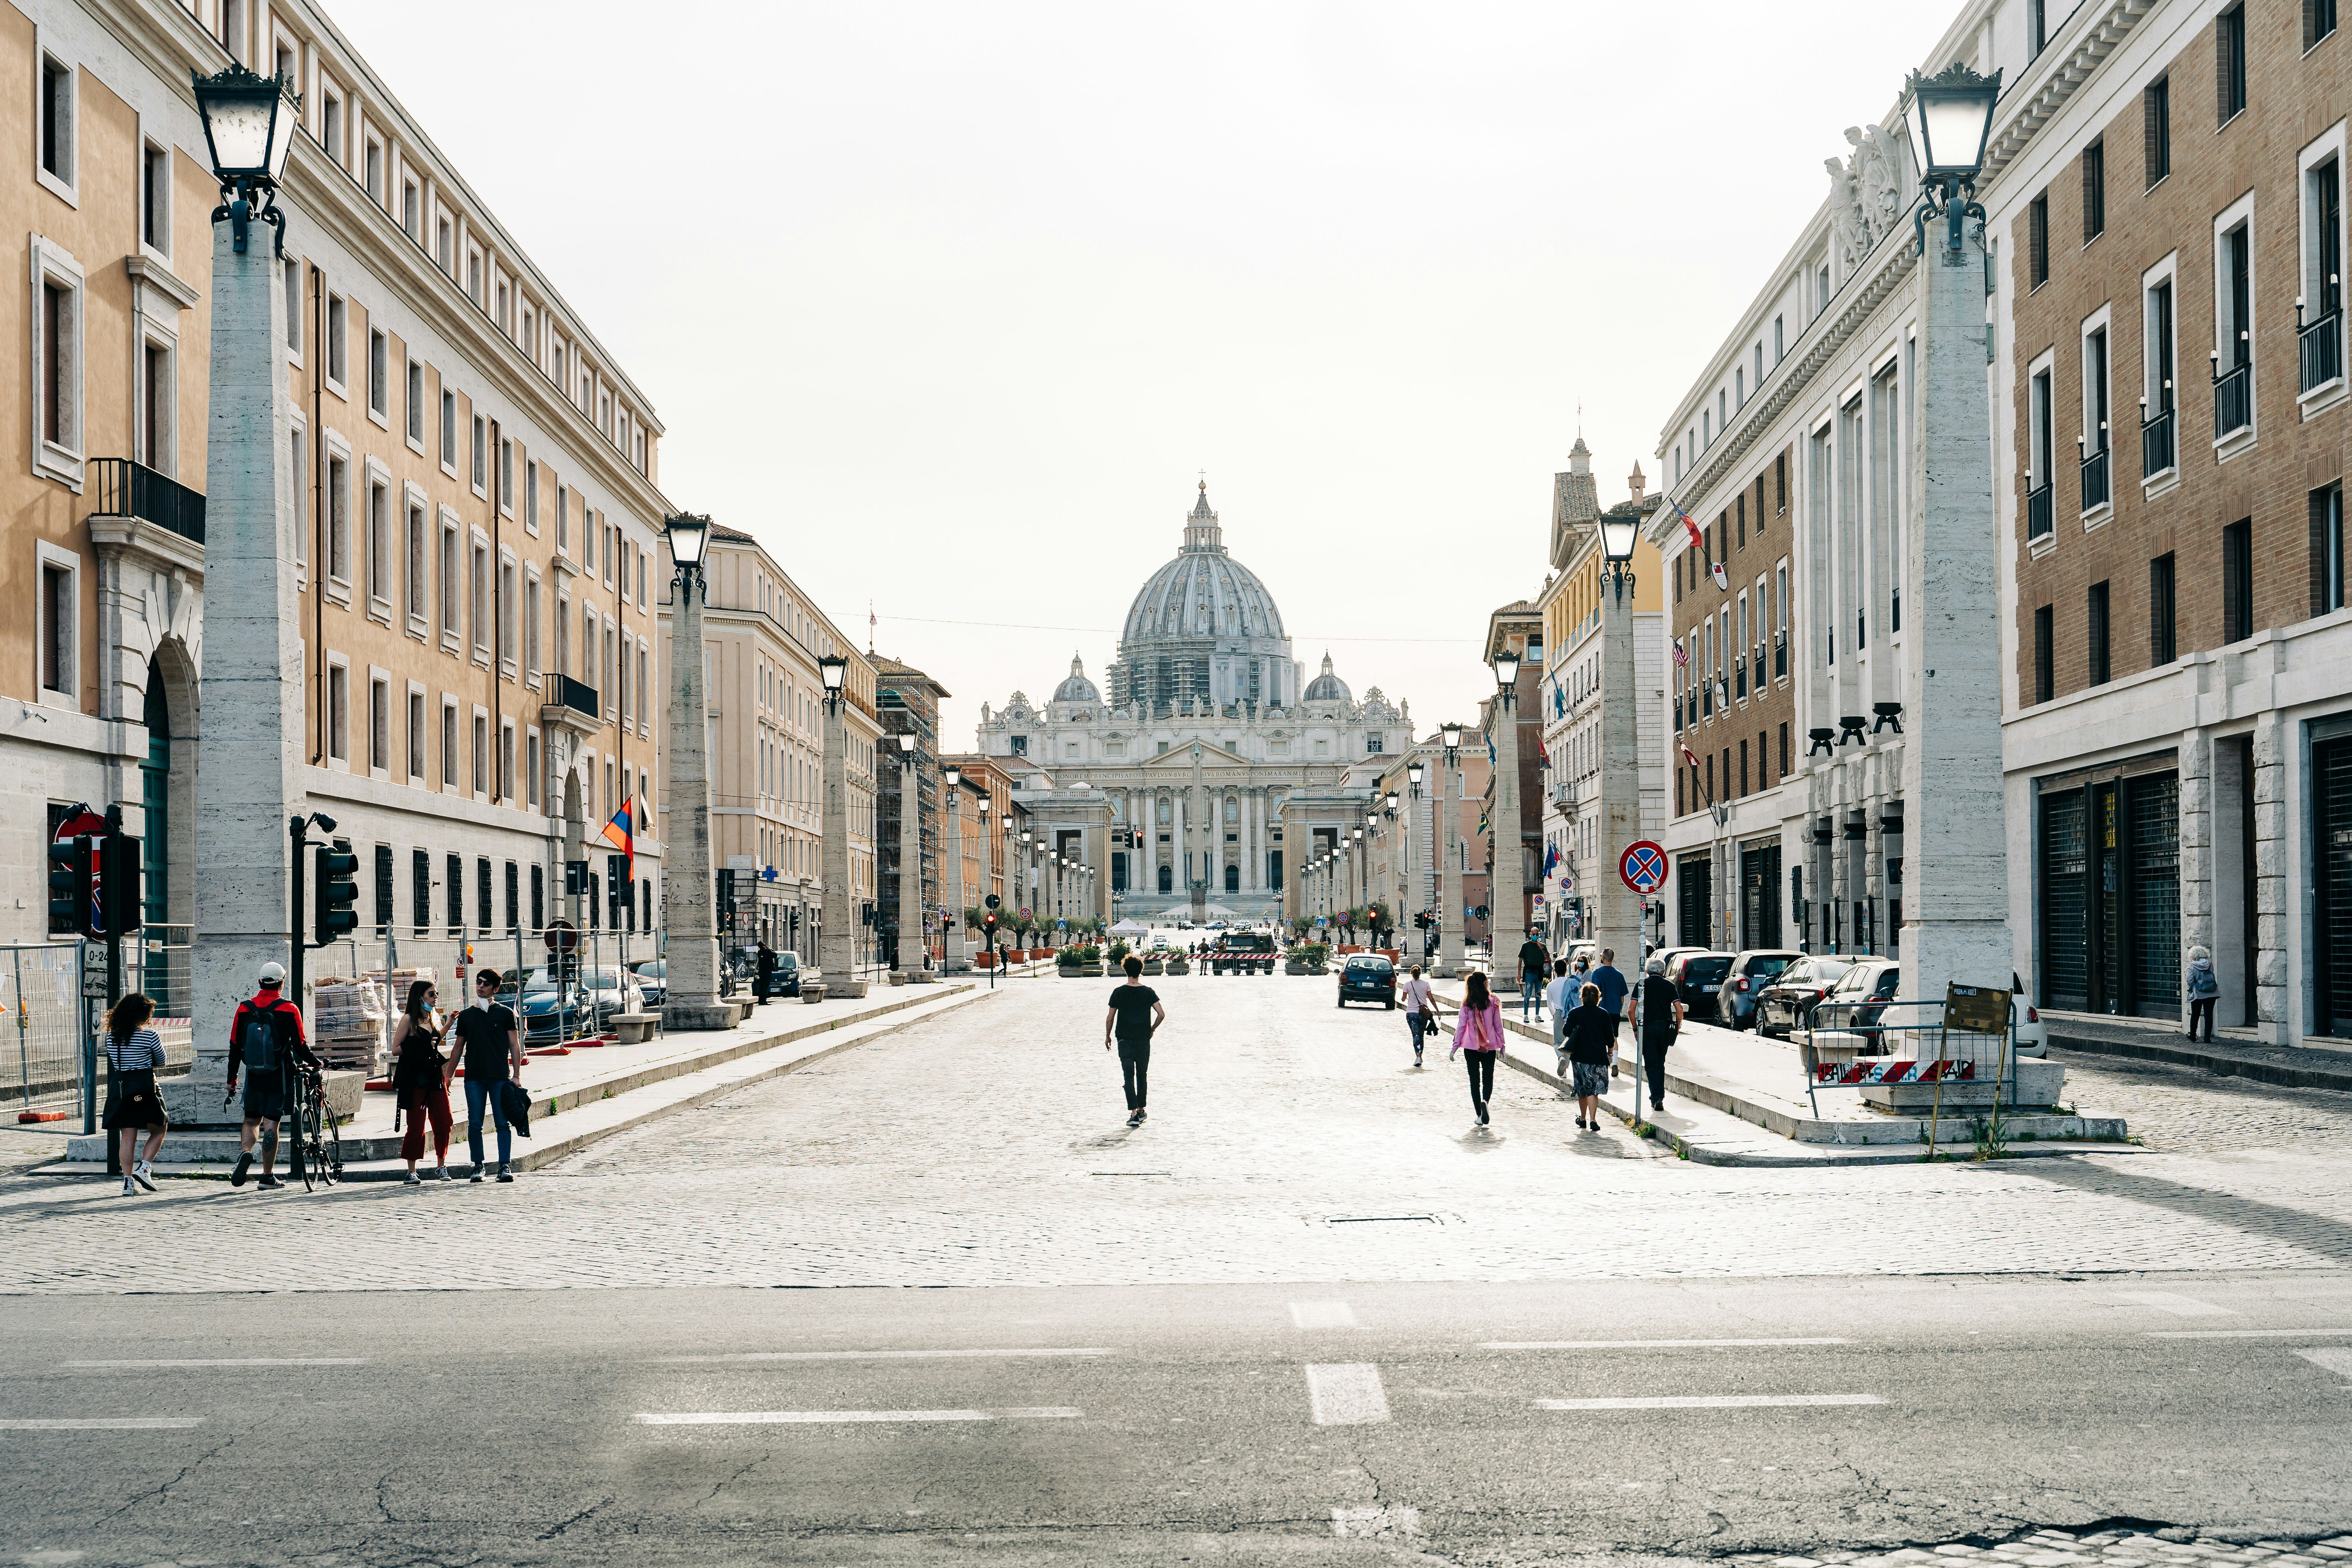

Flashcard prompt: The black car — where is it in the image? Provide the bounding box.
[1665,951,1735,1021]
[771,951,801,998]
[1337,954,1397,1008]
[1752,954,1872,1039]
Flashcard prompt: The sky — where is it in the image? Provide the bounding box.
[334,0,1955,747]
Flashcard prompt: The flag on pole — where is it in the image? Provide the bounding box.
[1672,640,1689,669]
[1679,743,1700,770]
[1537,738,1552,769]
[1671,500,1703,553]
[599,799,635,884]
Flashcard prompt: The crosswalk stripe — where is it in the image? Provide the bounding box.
[1290,1301,1359,1328]
[1482,1338,1849,1350]
[1306,1364,1391,1425]
[650,1348,1113,1364]
[2111,1292,2238,1317]
[2295,1347,2352,1378]
[1537,1394,1883,1410]
[68,1358,368,1369]
[0,1418,206,1429]
[2149,1329,2352,1339]
[633,1408,1082,1425]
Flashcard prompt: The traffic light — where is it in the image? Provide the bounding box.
[313,837,360,946]
[99,831,142,936]
[47,836,94,938]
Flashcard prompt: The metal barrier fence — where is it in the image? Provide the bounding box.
[1802,994,2018,1128]
[5,943,88,1109]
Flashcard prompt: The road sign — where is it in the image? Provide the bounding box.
[543,920,579,954]
[1019,907,1031,920]
[1619,841,1668,895]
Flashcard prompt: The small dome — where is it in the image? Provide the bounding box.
[1053,653,1100,704]
[1302,652,1351,704]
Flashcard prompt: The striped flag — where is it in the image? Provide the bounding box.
[1671,500,1704,553]
[1672,641,1689,669]
[1679,744,1700,770]
[599,799,635,884]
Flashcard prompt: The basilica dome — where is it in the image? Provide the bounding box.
[1052,653,1100,704]
[1301,651,1351,704]
[1119,484,1287,646]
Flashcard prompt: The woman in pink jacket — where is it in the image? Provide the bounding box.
[1451,970,1507,1127]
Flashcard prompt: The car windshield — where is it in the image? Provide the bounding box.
[1681,955,1732,983]
[776,953,797,969]
[1346,956,1391,971]
[1744,956,1794,981]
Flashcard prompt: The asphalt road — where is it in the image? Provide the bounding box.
[7,969,2352,1564]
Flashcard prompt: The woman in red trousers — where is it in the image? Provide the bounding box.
[391,979,454,1184]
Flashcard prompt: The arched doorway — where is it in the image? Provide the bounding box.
[1158,864,1172,894]
[1224,864,1239,894]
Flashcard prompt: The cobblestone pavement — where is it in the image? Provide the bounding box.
[5,975,2352,1293]
[2050,1048,2352,1156]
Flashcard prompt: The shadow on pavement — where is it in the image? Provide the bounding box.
[2022,1154,2352,1264]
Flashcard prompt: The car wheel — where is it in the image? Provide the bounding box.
[1386,999,1396,1010]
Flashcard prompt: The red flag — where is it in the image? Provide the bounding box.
[1679,744,1700,770]
[1674,502,1704,553]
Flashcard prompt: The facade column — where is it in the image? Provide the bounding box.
[2252,711,2289,1043]
[1170,791,1184,900]
[2176,727,2215,1034]
[1493,689,1526,987]
[941,784,965,972]
[1900,202,2013,1011]
[894,751,920,974]
[662,564,727,1028]
[181,216,304,1122]
[1440,758,1465,976]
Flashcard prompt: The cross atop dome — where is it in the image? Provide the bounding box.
[1183,479,1224,554]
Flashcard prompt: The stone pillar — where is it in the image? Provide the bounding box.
[1493,691,1526,988]
[181,217,305,1123]
[1188,744,1208,922]
[662,567,729,1030]
[1440,757,1465,977]
[2176,727,2214,1034]
[1169,791,1184,903]
[1598,575,1641,977]
[2252,712,2288,1044]
[895,752,921,973]
[1900,204,2013,1019]
[941,785,965,972]
[820,693,862,993]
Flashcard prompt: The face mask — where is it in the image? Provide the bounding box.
[473,993,491,1010]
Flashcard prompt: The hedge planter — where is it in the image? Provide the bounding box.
[1165,959,1190,975]
[1284,960,1308,976]
[1140,959,1164,975]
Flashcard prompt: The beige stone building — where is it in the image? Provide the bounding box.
[4,0,670,984]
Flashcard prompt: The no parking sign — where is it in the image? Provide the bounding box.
[1619,841,1668,895]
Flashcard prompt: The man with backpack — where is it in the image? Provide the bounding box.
[225,962,320,1190]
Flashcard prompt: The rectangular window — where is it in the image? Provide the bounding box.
[2034,604,2055,703]
[368,328,387,416]
[320,90,342,165]
[369,676,389,772]
[405,358,423,444]
[555,485,569,551]
[446,852,462,933]
[2218,4,2247,125]
[525,461,538,533]
[471,414,487,492]
[39,560,71,695]
[2029,193,2050,287]
[2148,278,2176,413]
[472,713,487,795]
[289,427,307,573]
[472,543,490,658]
[1777,722,1788,779]
[284,258,302,352]
[37,277,78,455]
[526,576,541,680]
[401,179,418,238]
[500,722,515,803]
[2087,581,2111,686]
[413,849,431,934]
[38,54,73,185]
[141,141,169,254]
[2311,0,2341,49]
[328,663,349,762]
[440,389,456,468]
[476,856,491,929]
[2317,483,2348,613]
[441,700,457,787]
[1773,314,1785,362]
[407,689,425,779]
[2083,140,2106,242]
[439,520,459,641]
[2028,0,2047,54]
[327,454,350,583]
[499,439,514,511]
[364,138,382,202]
[505,861,519,932]
[527,732,540,809]
[2223,518,2255,641]
[366,479,388,605]
[2150,552,2178,663]
[1775,450,1787,514]
[372,844,392,935]
[499,558,517,669]
[326,293,347,387]
[2145,76,2171,187]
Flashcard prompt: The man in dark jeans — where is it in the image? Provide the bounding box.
[225,962,321,1190]
[1633,955,1685,1113]
[453,968,525,1183]
[1517,935,1550,1021]
[1103,955,1166,1129]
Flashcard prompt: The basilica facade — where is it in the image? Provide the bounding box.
[973,485,1412,919]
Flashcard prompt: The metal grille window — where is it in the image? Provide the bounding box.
[373,844,393,935]
[2318,739,2352,1035]
[476,857,493,931]
[2129,774,2181,1015]
[505,861,519,933]
[2039,789,2089,1008]
[2316,482,2347,613]
[412,849,431,934]
[2087,581,2111,686]
[2150,553,2177,664]
[2034,605,2055,703]
[446,853,462,935]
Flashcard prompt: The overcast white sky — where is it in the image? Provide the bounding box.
[337,0,1953,746]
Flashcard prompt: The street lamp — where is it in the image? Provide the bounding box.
[191,64,302,255]
[1902,63,2002,253]
[1492,648,1520,705]
[1407,760,1425,792]
[663,510,713,572]
[1600,511,1639,601]
[819,652,847,706]
[1442,722,1464,753]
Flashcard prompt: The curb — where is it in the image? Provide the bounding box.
[2050,1030,2352,1093]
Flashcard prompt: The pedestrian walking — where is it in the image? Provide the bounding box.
[225,962,320,1190]
[1561,982,1617,1131]
[1401,965,1434,1066]
[102,993,168,1195]
[1452,970,1506,1128]
[1592,948,1630,1042]
[1633,955,1684,1113]
[1104,954,1164,1128]
[2185,946,2219,1043]
[1516,935,1548,1021]
[755,941,777,1003]
[452,968,525,1183]
[390,979,454,1184]
[1543,959,1576,1095]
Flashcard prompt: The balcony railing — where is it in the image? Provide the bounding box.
[541,672,600,732]
[2079,446,2110,511]
[2213,361,2252,439]
[2026,481,2053,540]
[2301,309,2343,393]
[2141,407,2176,477]
[87,458,204,545]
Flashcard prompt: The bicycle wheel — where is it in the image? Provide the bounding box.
[315,1083,343,1185]
[288,1084,315,1192]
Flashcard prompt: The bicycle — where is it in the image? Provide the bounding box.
[288,1063,343,1191]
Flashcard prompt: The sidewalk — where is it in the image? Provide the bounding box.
[20,982,995,1180]
[1426,985,2135,1166]
[2042,1010,2352,1092]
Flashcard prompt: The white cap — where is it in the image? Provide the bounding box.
[257,961,285,985]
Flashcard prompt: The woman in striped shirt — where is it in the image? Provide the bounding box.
[103,993,169,1194]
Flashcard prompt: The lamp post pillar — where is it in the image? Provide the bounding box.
[894,748,921,977]
[1440,751,1465,978]
[1902,200,2013,1013]
[661,559,729,1031]
[181,214,305,1122]
[1492,687,1526,986]
[1599,564,1642,972]
[941,783,964,973]
[820,689,864,996]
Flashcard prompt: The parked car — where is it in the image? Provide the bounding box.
[632,959,666,1008]
[1752,954,1873,1039]
[771,951,802,998]
[1664,950,1735,1021]
[521,965,644,1041]
[1336,953,1397,1009]
[1722,950,1804,1030]
[1821,964,2048,1057]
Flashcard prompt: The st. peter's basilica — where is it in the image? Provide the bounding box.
[973,483,1412,919]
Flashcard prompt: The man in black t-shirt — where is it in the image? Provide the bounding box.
[452,969,525,1183]
[1632,956,1685,1114]
[1104,955,1166,1128]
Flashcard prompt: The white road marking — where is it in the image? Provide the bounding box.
[2294,1347,2352,1379]
[2111,1292,2239,1317]
[1482,1338,1850,1350]
[0,1418,205,1429]
[68,1357,368,1369]
[633,1407,1082,1426]
[2150,1329,2352,1339]
[1305,1363,1391,1425]
[1332,1505,1421,1538]
[1538,1394,1884,1411]
[1290,1300,1359,1329]
[650,1348,1113,1364]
